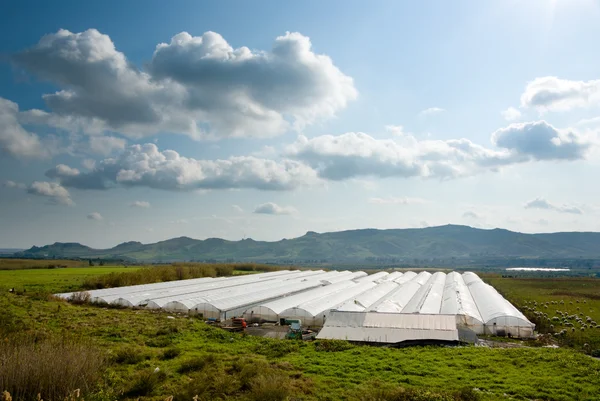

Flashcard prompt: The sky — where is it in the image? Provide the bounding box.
[2,0,600,248]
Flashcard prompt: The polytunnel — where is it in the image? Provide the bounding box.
[382,272,403,281]
[402,272,446,314]
[188,280,324,320]
[441,272,484,333]
[279,281,377,326]
[336,281,399,312]
[158,272,331,311]
[111,270,312,307]
[321,271,362,284]
[243,280,356,322]
[371,278,424,313]
[354,272,389,283]
[394,271,417,284]
[467,277,534,337]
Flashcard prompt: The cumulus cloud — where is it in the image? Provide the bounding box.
[286,132,512,180]
[89,136,127,155]
[520,76,600,112]
[27,181,74,205]
[232,205,244,213]
[0,97,49,159]
[87,212,103,220]
[286,121,596,181]
[491,121,591,161]
[419,107,445,116]
[501,107,521,121]
[130,200,150,208]
[55,143,319,191]
[4,180,26,189]
[13,29,356,139]
[45,164,80,179]
[368,197,427,205]
[524,197,583,214]
[253,202,297,215]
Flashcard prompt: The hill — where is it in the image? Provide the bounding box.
[11,224,600,265]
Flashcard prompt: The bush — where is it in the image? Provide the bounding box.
[0,335,105,401]
[160,347,181,360]
[113,347,148,364]
[124,369,166,397]
[178,354,217,374]
[68,291,91,304]
[591,349,600,358]
[248,373,292,401]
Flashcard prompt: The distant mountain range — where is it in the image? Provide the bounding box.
[10,225,600,265]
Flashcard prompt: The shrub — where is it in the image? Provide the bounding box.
[591,349,600,358]
[0,335,105,401]
[69,291,91,304]
[113,347,148,364]
[160,347,182,360]
[124,369,166,397]
[248,373,292,401]
[177,354,217,374]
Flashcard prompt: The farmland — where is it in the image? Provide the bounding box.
[1,265,600,401]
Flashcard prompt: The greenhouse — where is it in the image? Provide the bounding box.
[58,269,534,338]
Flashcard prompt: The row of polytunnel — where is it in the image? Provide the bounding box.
[57,269,534,336]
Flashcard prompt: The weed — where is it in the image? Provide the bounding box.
[124,369,166,397]
[113,347,148,364]
[248,373,292,401]
[160,347,181,360]
[314,339,354,352]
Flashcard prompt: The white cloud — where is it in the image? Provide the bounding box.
[45,164,80,179]
[287,121,595,181]
[0,97,49,159]
[14,29,356,140]
[169,219,190,224]
[253,202,297,215]
[384,125,406,136]
[56,143,319,191]
[87,212,103,220]
[462,211,481,219]
[501,107,522,121]
[520,76,600,112]
[82,159,96,170]
[577,116,600,128]
[524,198,583,214]
[89,136,127,155]
[232,205,244,213]
[368,197,427,205]
[491,121,591,161]
[27,181,74,206]
[130,200,150,208]
[419,107,445,116]
[3,180,26,189]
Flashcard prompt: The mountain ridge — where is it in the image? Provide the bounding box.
[11,224,600,263]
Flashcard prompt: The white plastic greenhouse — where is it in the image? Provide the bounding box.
[58,269,534,338]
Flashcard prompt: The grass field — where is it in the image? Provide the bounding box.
[0,267,140,293]
[1,267,600,401]
[486,276,600,351]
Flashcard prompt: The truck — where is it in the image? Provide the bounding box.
[221,317,247,333]
[285,320,316,340]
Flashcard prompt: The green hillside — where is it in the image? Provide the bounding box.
[13,224,600,263]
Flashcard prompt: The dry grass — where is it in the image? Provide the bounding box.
[81,263,286,289]
[0,336,105,401]
[0,259,88,271]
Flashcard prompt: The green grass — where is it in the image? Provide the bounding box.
[485,276,600,351]
[2,267,600,400]
[0,267,139,293]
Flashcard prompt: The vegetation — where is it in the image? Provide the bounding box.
[1,265,599,400]
[486,276,600,352]
[14,225,600,264]
[0,259,89,270]
[81,263,285,289]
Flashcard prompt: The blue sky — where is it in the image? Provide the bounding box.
[2,0,600,248]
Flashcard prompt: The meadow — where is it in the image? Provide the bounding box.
[1,265,600,401]
[486,276,600,351]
